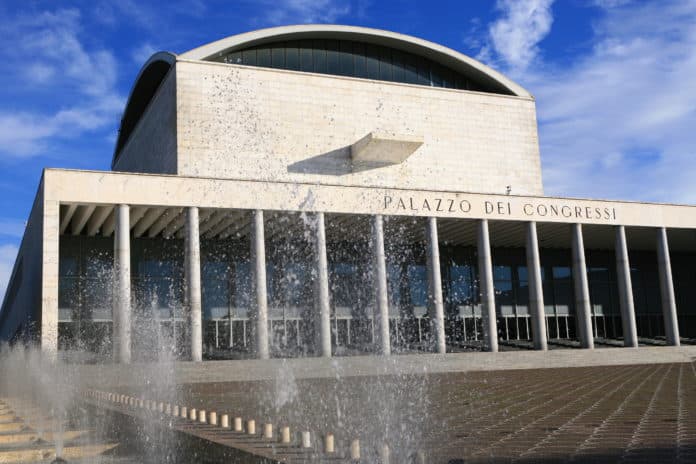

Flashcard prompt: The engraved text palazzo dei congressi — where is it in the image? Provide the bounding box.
[382,194,618,222]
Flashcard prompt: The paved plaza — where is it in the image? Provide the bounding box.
[171,362,696,463]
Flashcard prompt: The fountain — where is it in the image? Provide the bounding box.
[0,207,449,463]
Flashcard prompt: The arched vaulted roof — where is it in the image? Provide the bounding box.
[113,25,531,167]
[112,52,175,168]
[180,25,531,98]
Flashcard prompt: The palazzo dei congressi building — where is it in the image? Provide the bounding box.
[1,25,694,363]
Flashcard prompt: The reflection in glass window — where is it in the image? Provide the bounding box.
[408,265,427,307]
[214,39,509,94]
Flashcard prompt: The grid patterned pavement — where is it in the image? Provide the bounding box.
[177,362,696,463]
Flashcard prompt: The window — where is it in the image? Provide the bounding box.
[214,39,508,94]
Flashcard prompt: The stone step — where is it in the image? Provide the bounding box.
[0,442,118,463]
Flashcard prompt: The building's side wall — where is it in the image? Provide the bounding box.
[112,69,177,175]
[0,180,45,345]
[175,60,543,196]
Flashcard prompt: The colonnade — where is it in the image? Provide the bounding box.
[111,205,682,363]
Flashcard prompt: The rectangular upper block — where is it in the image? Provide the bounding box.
[174,60,544,196]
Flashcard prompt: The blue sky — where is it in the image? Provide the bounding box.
[1,0,695,298]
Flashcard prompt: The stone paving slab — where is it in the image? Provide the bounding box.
[159,361,696,463]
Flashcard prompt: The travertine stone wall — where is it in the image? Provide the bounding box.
[174,60,543,196]
[41,170,696,230]
[113,69,177,175]
[0,180,45,345]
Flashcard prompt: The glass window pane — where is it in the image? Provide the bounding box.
[256,47,271,67]
[313,39,327,73]
[588,266,609,282]
[285,44,299,70]
[339,41,354,76]
[353,42,366,78]
[493,265,512,281]
[379,47,393,81]
[403,53,419,84]
[392,50,405,83]
[271,44,285,68]
[441,67,454,88]
[553,266,571,279]
[299,40,313,71]
[517,266,528,282]
[226,51,242,65]
[590,282,612,315]
[409,265,427,307]
[59,278,80,311]
[387,265,402,307]
[417,57,430,85]
[83,278,111,313]
[326,40,340,74]
[431,64,443,87]
[242,49,257,66]
[365,44,379,79]
[448,265,472,304]
[60,256,79,277]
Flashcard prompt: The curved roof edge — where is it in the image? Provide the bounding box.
[112,52,177,168]
[180,24,532,99]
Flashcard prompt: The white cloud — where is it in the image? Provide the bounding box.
[474,1,696,203]
[479,0,555,71]
[522,1,696,202]
[0,8,123,158]
[0,244,18,305]
[257,0,351,25]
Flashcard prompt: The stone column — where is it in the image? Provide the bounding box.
[314,212,332,357]
[615,225,638,347]
[186,207,203,362]
[477,220,498,352]
[657,227,680,346]
[372,215,391,355]
[114,204,132,363]
[425,217,446,354]
[571,223,594,349]
[525,221,547,351]
[251,210,269,359]
[41,200,60,360]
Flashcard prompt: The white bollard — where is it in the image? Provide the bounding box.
[221,414,230,428]
[280,426,291,444]
[378,443,390,464]
[180,407,188,419]
[301,431,311,449]
[158,402,165,413]
[234,417,243,432]
[263,423,273,439]
[247,419,256,435]
[189,408,197,421]
[165,404,172,415]
[199,410,207,423]
[350,439,360,460]
[173,405,179,417]
[325,433,335,453]
[209,411,217,426]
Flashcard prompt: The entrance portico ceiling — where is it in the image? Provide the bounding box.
[58,204,696,252]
